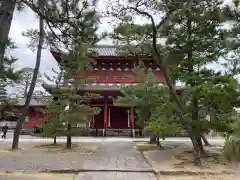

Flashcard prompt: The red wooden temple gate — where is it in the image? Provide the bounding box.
[44,45,184,136]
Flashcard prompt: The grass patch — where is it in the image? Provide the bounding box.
[135,141,177,153]
[136,141,236,175]
[0,148,24,152]
[29,143,98,153]
[173,149,228,169]
[0,143,98,154]
[0,172,76,180]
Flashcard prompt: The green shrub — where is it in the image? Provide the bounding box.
[223,137,240,161]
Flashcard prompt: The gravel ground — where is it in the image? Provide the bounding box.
[0,151,88,172]
[0,142,99,173]
[158,174,240,180]
[0,173,76,180]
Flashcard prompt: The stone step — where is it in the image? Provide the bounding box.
[105,129,132,137]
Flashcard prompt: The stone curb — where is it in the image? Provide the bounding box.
[2,169,154,174]
[2,169,233,177]
[153,169,234,176]
[45,169,154,173]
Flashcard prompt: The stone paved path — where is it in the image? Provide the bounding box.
[75,171,157,180]
[75,139,157,180]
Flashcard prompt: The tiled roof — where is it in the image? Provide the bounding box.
[93,45,117,56]
[14,96,52,106]
[51,45,118,57]
[50,44,151,57]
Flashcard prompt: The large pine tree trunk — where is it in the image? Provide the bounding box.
[23,80,30,97]
[201,134,211,146]
[149,135,157,144]
[0,0,16,74]
[156,134,163,149]
[197,136,205,155]
[12,0,45,149]
[53,136,57,145]
[192,94,206,159]
[191,136,202,166]
[66,123,72,149]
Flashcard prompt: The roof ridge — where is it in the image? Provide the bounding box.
[50,44,151,57]
[95,44,117,48]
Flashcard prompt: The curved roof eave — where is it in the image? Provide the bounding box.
[42,83,185,93]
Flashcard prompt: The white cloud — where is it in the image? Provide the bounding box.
[8,6,60,95]
[8,4,113,95]
[9,5,112,75]
[10,7,60,75]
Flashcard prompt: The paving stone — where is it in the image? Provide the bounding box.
[0,138,157,180]
[104,172,117,180]
[0,176,28,180]
[0,151,88,172]
[83,141,152,171]
[74,172,157,180]
[116,172,127,179]
[75,141,157,180]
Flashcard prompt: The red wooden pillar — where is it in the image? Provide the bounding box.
[131,107,135,137]
[103,101,108,136]
[92,116,95,128]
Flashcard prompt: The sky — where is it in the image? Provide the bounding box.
[10,7,59,78]
[8,3,114,95]
[8,1,232,95]
[9,1,116,76]
[8,7,56,96]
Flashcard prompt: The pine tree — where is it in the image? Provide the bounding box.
[41,43,101,149]
[157,0,237,157]
[115,65,181,146]
[0,0,23,123]
[12,0,102,149]
[109,0,236,165]
[14,67,44,97]
[216,0,240,158]
[61,43,101,149]
[40,0,102,149]
[38,92,66,145]
[12,0,46,149]
[0,0,16,74]
[0,51,22,121]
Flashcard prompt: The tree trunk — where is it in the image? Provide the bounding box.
[156,134,163,149]
[197,136,205,154]
[66,123,72,149]
[149,135,157,144]
[191,136,202,166]
[53,136,56,145]
[0,0,16,74]
[23,80,30,97]
[191,94,206,158]
[12,0,45,149]
[201,134,211,146]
